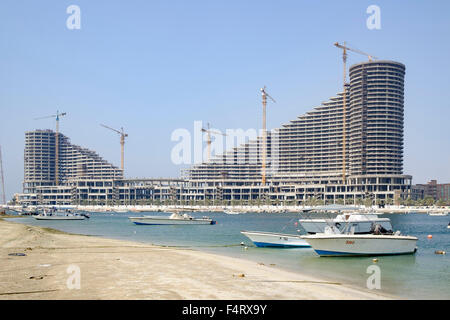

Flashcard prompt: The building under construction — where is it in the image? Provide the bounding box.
[16,59,412,206]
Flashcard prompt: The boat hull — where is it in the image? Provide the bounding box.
[34,216,86,220]
[241,231,311,248]
[301,234,418,256]
[129,216,215,225]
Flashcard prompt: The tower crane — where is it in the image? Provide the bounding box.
[334,42,377,185]
[101,124,128,173]
[260,86,276,186]
[35,111,66,186]
[201,123,226,162]
[0,145,5,204]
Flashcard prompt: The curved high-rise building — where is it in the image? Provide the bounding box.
[182,59,410,204]
[348,61,405,175]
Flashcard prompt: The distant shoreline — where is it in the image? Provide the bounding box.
[3,204,449,215]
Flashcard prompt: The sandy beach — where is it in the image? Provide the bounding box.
[0,219,394,300]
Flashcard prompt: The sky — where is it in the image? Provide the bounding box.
[1,0,449,201]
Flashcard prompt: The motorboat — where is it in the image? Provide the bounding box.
[428,211,448,216]
[129,212,216,225]
[299,213,392,234]
[241,230,311,248]
[34,209,89,221]
[224,209,242,215]
[301,225,417,257]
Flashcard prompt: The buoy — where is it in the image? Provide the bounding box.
[435,250,446,255]
[372,258,378,263]
[244,246,248,250]
[427,235,433,239]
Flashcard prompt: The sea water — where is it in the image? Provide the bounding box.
[7,212,449,299]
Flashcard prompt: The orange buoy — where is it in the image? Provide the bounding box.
[427,235,433,239]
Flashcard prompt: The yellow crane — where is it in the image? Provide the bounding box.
[260,86,276,186]
[35,111,66,186]
[201,123,226,162]
[101,124,128,173]
[334,42,377,185]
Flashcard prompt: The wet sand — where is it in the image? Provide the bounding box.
[0,219,394,300]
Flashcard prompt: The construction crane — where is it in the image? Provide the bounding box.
[260,86,276,186]
[334,42,377,185]
[201,123,226,162]
[0,146,5,204]
[35,111,66,186]
[101,124,128,172]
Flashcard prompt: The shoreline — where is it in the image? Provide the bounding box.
[0,219,396,300]
[4,204,449,215]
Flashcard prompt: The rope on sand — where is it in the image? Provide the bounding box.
[0,289,59,296]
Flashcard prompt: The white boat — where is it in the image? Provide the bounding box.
[428,212,448,216]
[301,226,417,257]
[224,209,242,215]
[241,230,311,248]
[129,212,216,225]
[33,210,89,221]
[299,213,392,234]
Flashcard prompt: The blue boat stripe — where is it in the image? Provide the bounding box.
[314,249,416,256]
[253,241,311,248]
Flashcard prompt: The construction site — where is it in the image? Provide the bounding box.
[11,43,412,207]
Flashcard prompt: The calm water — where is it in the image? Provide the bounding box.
[7,212,450,299]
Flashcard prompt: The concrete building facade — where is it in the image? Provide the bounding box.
[17,60,412,206]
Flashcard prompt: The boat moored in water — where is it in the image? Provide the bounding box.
[241,230,311,248]
[33,209,89,221]
[129,212,216,225]
[301,226,417,257]
[428,211,448,216]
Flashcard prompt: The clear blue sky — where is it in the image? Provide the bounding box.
[1,0,449,200]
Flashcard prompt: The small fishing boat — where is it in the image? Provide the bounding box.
[301,226,417,257]
[224,209,242,215]
[34,209,89,221]
[129,212,216,225]
[428,212,448,216]
[241,230,311,248]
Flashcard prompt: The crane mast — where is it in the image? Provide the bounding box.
[0,146,5,204]
[201,123,226,162]
[260,86,276,186]
[101,124,128,173]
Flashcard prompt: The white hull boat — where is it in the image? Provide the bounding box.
[241,230,311,248]
[34,214,87,220]
[301,233,418,256]
[299,214,392,234]
[428,212,448,216]
[129,212,216,225]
